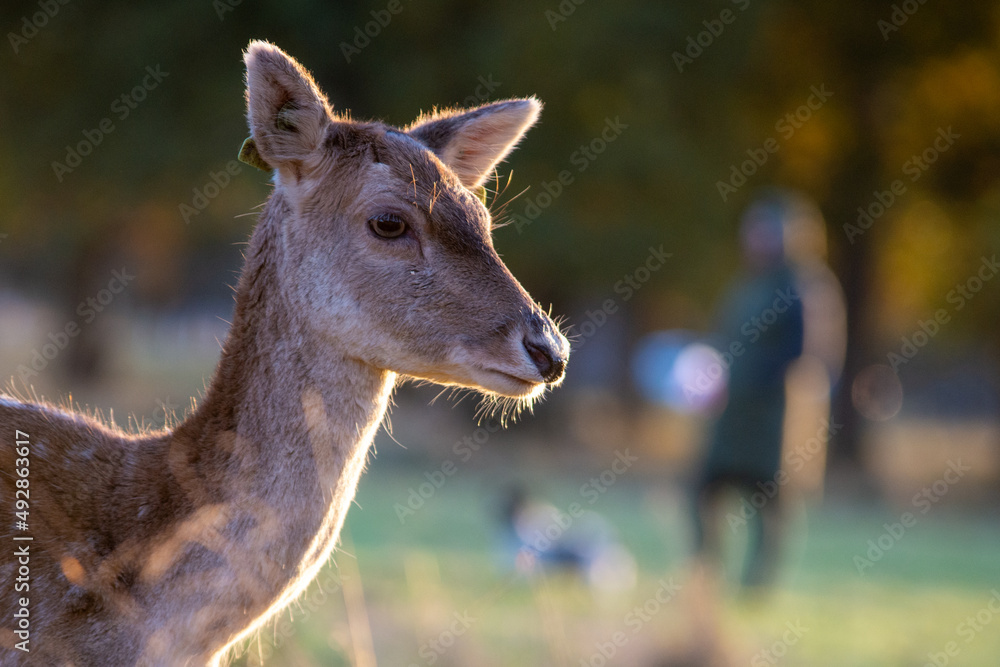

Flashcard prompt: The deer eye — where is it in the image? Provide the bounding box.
[369,214,407,239]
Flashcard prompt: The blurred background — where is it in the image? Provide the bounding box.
[3,1,1000,665]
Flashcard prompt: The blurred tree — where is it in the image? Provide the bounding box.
[1,0,999,468]
[748,1,1000,469]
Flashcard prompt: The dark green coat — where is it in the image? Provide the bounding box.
[702,264,804,483]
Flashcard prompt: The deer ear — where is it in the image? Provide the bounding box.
[406,98,541,188]
[244,41,332,173]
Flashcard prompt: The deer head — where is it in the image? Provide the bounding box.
[243,41,568,414]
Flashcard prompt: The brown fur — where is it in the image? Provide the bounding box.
[0,41,567,666]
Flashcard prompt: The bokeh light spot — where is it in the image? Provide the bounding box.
[852,364,903,421]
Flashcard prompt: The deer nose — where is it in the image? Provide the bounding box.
[523,337,566,384]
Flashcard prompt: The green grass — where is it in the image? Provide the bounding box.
[228,464,1000,667]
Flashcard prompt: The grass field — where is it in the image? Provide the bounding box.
[3,315,996,666]
[228,463,1000,667]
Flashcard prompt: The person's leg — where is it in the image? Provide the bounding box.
[741,484,783,588]
[685,475,731,662]
[692,476,726,564]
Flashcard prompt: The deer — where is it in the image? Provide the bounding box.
[0,40,568,666]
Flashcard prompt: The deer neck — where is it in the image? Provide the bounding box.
[171,192,394,575]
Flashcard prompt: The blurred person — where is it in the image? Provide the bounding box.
[690,189,846,591]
